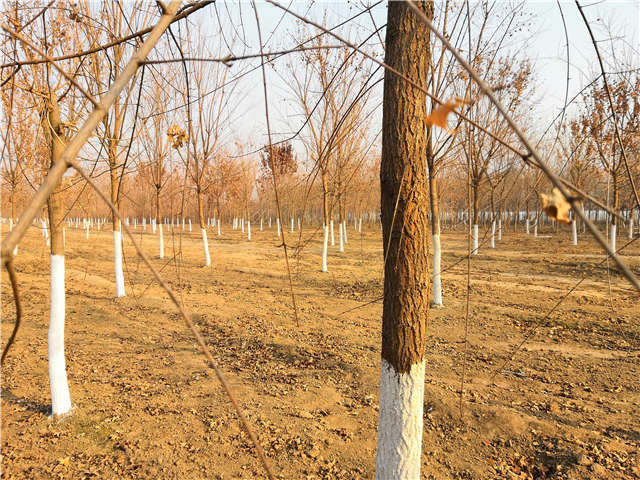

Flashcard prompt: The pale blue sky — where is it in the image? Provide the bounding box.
[184,1,639,157]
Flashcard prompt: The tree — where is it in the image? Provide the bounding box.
[284,27,374,271]
[80,1,151,297]
[375,2,432,478]
[576,75,640,251]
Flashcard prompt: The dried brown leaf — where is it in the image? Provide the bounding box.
[425,97,465,132]
[539,188,572,224]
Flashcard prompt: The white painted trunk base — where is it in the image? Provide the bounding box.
[525,218,530,235]
[358,217,362,233]
[339,222,344,252]
[10,219,18,255]
[113,231,126,297]
[158,224,164,259]
[330,220,335,246]
[498,219,502,241]
[217,220,221,236]
[202,229,211,266]
[49,254,72,416]
[472,224,479,255]
[572,220,578,246]
[247,221,251,241]
[277,218,281,237]
[321,225,329,272]
[629,218,634,239]
[291,217,294,233]
[432,233,443,306]
[343,220,348,244]
[375,358,425,480]
[490,221,496,249]
[534,223,538,237]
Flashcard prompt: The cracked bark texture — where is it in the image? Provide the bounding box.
[380,1,432,375]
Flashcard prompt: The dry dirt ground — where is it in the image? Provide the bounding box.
[1,220,639,479]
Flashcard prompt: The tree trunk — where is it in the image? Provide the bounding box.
[376,2,432,478]
[106,134,126,298]
[427,151,442,306]
[197,187,211,266]
[472,182,479,255]
[44,97,72,417]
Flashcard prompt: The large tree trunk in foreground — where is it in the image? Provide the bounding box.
[45,97,72,417]
[376,2,432,478]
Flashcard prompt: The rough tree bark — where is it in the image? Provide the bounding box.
[375,2,432,478]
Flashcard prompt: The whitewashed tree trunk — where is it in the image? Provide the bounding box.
[9,219,18,255]
[152,219,156,234]
[358,217,362,233]
[376,359,425,480]
[432,233,443,306]
[343,220,348,244]
[49,254,72,417]
[241,218,245,233]
[158,223,164,259]
[629,217,633,239]
[217,219,221,236]
[247,220,251,241]
[321,225,329,272]
[472,224,479,255]
[490,220,496,249]
[277,218,281,237]
[260,218,263,231]
[43,219,49,246]
[113,231,126,297]
[534,222,538,237]
[610,224,616,252]
[525,217,530,235]
[572,220,578,246]
[330,220,335,246]
[202,228,211,266]
[339,222,345,252]
[189,219,192,232]
[291,217,294,233]
[498,219,502,241]
[269,217,272,228]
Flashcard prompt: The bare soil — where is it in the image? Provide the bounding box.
[2,221,639,479]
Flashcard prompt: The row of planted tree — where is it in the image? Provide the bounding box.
[1,4,638,476]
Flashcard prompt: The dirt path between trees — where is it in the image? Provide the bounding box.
[2,224,639,479]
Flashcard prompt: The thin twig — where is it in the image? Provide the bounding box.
[1,23,99,107]
[252,0,300,330]
[576,1,640,212]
